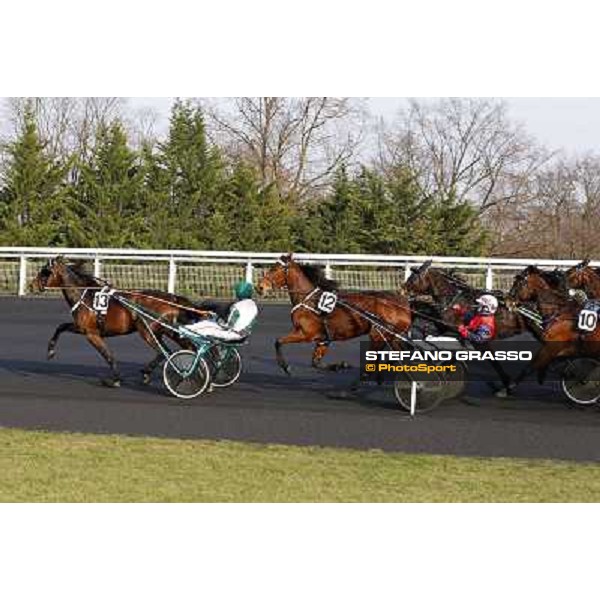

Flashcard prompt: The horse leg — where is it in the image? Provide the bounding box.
[135,323,172,384]
[365,329,392,390]
[85,333,121,387]
[311,342,351,372]
[141,345,166,385]
[275,329,309,375]
[47,322,78,360]
[501,343,565,396]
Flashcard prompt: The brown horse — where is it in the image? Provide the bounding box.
[31,256,209,387]
[564,259,600,299]
[405,260,531,339]
[507,266,597,386]
[256,254,411,374]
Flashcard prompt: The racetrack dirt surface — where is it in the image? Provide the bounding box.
[1,298,600,461]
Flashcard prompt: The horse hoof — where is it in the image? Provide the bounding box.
[47,349,56,361]
[101,379,121,388]
[281,365,292,376]
[340,361,351,370]
[141,372,151,386]
[495,387,514,399]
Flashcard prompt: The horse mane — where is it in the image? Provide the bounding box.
[431,268,471,293]
[525,265,567,290]
[537,286,577,310]
[542,268,566,289]
[444,268,468,285]
[434,267,509,300]
[297,263,338,291]
[64,260,99,287]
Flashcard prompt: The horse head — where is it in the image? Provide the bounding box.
[257,254,292,295]
[508,265,547,303]
[404,259,433,295]
[565,258,600,297]
[30,255,67,292]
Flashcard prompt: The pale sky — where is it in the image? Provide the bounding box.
[130,97,600,157]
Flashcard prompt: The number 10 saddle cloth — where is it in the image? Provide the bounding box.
[578,300,600,333]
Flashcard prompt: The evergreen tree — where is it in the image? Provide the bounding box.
[142,100,224,249]
[296,165,488,256]
[299,168,363,253]
[74,121,144,247]
[0,102,73,245]
[381,165,434,254]
[427,189,488,256]
[219,163,294,251]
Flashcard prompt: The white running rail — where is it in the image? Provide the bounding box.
[0,246,598,298]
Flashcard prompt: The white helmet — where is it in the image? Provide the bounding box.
[476,294,498,314]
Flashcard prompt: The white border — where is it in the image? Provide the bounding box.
[2,0,600,597]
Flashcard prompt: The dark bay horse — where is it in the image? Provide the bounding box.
[405,262,568,395]
[31,256,209,387]
[256,254,411,374]
[564,259,600,299]
[507,266,599,386]
[404,260,531,339]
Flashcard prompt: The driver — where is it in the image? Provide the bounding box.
[187,280,258,342]
[452,294,498,343]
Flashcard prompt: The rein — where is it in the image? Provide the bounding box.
[268,260,459,335]
[43,284,213,318]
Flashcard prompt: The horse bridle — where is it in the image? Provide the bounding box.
[264,258,327,315]
[420,268,472,313]
[40,259,108,314]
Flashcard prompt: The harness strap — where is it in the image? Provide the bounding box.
[335,298,408,342]
[516,305,544,326]
[290,288,321,315]
[71,289,94,314]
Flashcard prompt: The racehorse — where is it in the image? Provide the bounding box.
[256,254,411,374]
[564,259,600,299]
[404,260,531,339]
[507,266,598,386]
[30,256,210,387]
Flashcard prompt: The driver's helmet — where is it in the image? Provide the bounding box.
[234,280,254,300]
[476,294,498,315]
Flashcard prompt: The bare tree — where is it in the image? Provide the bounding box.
[490,155,600,258]
[1,97,125,160]
[379,98,549,214]
[204,97,365,200]
[125,105,160,149]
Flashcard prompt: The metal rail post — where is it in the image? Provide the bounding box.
[168,257,177,294]
[245,261,254,284]
[94,255,101,279]
[325,261,332,280]
[485,265,494,290]
[410,381,417,417]
[18,255,27,296]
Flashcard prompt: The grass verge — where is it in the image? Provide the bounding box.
[0,427,599,502]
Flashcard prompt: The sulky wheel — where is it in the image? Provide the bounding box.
[561,357,600,407]
[163,350,211,400]
[208,345,243,388]
[439,361,467,401]
[393,369,447,414]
